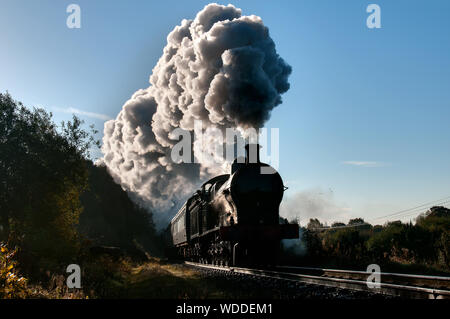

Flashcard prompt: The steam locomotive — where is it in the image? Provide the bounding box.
[170,144,298,266]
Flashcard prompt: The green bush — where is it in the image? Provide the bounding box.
[298,209,450,273]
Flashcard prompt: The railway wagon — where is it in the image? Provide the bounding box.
[170,144,299,266]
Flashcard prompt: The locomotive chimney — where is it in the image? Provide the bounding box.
[245,144,261,164]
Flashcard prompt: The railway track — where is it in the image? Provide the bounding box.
[185,261,450,299]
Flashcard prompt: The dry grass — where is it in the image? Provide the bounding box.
[117,258,307,299]
[2,253,291,299]
[119,258,229,299]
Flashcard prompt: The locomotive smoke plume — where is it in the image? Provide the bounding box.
[101,3,291,227]
[280,188,351,226]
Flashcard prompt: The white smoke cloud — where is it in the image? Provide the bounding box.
[280,188,352,227]
[101,3,291,227]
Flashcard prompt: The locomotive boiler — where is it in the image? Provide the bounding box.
[170,144,298,266]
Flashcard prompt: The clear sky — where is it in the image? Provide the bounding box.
[1,0,449,225]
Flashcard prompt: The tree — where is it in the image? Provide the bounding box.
[348,218,365,225]
[0,93,97,269]
[331,222,346,227]
[307,218,323,230]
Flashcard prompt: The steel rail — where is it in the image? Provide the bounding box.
[184,261,450,299]
[276,265,450,290]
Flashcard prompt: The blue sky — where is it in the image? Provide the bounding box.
[1,0,449,225]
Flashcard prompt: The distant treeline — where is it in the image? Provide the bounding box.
[0,92,160,297]
[282,207,450,274]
